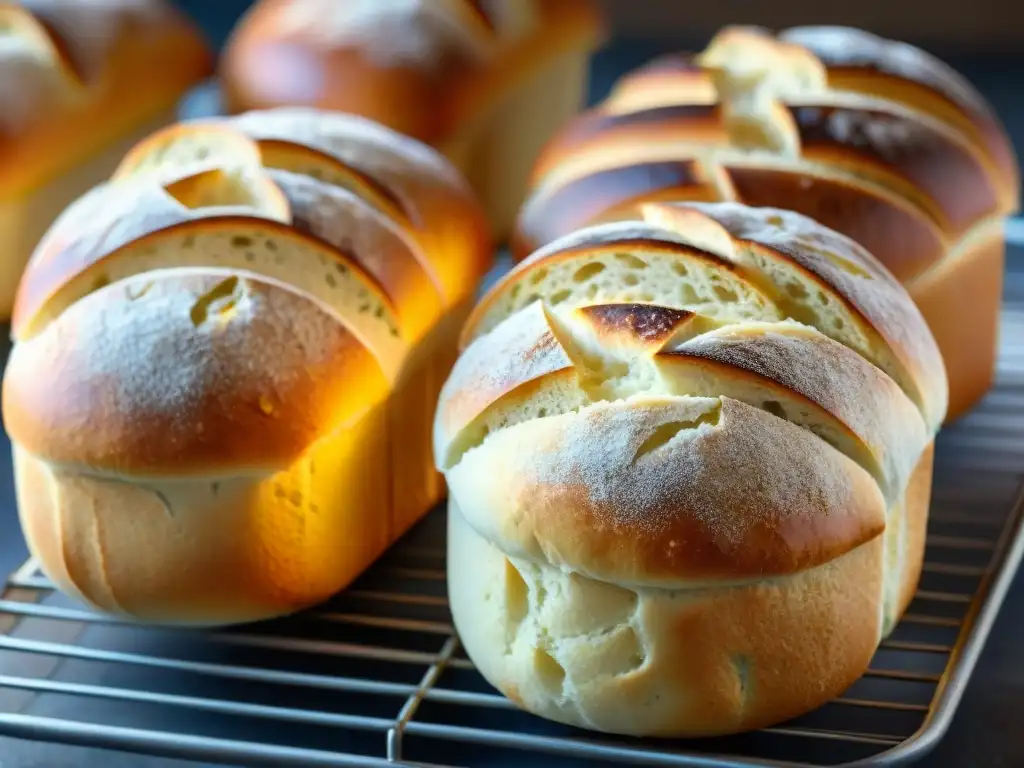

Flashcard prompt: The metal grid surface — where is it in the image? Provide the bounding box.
[0,254,1023,768]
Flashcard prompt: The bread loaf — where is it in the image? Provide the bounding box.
[436,201,945,736]
[2,107,491,625]
[0,0,213,319]
[513,25,1019,421]
[220,0,606,239]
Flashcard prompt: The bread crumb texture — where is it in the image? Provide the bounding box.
[438,200,945,736]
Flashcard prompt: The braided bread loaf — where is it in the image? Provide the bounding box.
[0,0,212,319]
[221,0,606,239]
[2,107,491,625]
[436,201,945,736]
[513,25,1018,421]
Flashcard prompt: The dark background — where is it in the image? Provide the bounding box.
[175,0,1024,53]
[0,2,1022,766]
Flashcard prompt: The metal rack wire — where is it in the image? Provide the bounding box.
[0,254,1022,768]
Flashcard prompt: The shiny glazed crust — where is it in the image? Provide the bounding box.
[512,25,1019,421]
[436,202,945,736]
[2,108,492,625]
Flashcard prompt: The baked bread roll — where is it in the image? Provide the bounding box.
[2,107,491,625]
[0,0,213,319]
[436,201,945,737]
[513,25,1019,422]
[220,0,606,239]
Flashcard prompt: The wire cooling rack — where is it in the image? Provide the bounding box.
[0,247,1022,768]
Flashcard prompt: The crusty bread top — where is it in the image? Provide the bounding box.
[0,0,212,196]
[436,202,942,584]
[4,107,491,474]
[220,0,605,146]
[515,25,1018,271]
[3,268,390,477]
[477,203,947,430]
[227,108,492,301]
[446,393,887,585]
[13,109,490,346]
[777,25,1019,190]
[603,25,1016,195]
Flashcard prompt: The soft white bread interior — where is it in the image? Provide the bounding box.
[436,201,945,736]
[220,0,607,239]
[0,0,213,319]
[3,108,491,625]
[514,25,1019,421]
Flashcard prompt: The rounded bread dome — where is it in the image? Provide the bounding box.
[436,200,945,737]
[220,0,604,146]
[219,0,607,240]
[511,24,1017,422]
[2,106,491,625]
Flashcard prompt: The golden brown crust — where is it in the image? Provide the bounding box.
[777,25,1019,196]
[13,212,400,345]
[434,301,576,462]
[677,202,947,428]
[104,111,492,305]
[448,396,887,584]
[7,107,492,464]
[226,108,492,303]
[514,158,721,259]
[722,162,944,283]
[13,111,492,349]
[267,168,445,339]
[897,441,934,619]
[438,200,942,736]
[13,397,397,624]
[3,105,492,627]
[510,26,1017,420]
[3,269,390,476]
[220,0,605,146]
[0,0,213,196]
[495,206,947,431]
[529,104,727,185]
[603,53,716,114]
[784,100,1001,237]
[660,320,929,498]
[907,224,1005,422]
[518,97,1003,258]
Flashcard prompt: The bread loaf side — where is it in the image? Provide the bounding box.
[220,0,607,238]
[437,201,945,736]
[513,25,1019,420]
[0,0,213,318]
[2,108,492,625]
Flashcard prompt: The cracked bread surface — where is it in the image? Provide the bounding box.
[436,201,944,736]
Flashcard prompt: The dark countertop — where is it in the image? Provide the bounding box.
[0,4,1022,766]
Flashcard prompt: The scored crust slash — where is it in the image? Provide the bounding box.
[1,107,492,626]
[0,0,213,321]
[513,25,1020,421]
[220,0,607,240]
[436,200,945,738]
